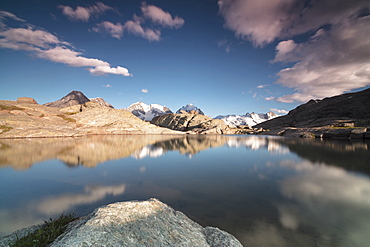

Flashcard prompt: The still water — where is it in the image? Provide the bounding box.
[1,135,370,246]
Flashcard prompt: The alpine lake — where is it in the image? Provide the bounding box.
[1,134,369,247]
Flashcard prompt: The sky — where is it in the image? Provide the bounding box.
[1,0,369,117]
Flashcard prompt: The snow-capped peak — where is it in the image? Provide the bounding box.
[126,102,172,121]
[215,112,279,127]
[176,104,204,115]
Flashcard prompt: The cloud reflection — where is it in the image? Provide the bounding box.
[37,184,126,215]
[277,160,370,246]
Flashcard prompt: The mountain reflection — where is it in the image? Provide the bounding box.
[1,135,369,173]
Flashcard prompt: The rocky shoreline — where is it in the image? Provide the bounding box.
[0,198,243,247]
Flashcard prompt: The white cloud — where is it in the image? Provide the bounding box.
[271,40,297,63]
[58,2,113,22]
[93,19,161,42]
[0,10,25,23]
[37,46,109,67]
[0,27,70,50]
[257,84,268,89]
[269,108,289,114]
[265,97,275,101]
[0,12,131,77]
[88,65,132,76]
[103,84,112,88]
[141,3,184,29]
[218,0,370,103]
[141,89,149,93]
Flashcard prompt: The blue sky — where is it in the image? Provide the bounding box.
[1,0,369,116]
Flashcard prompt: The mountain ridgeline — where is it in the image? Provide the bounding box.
[45,91,113,108]
[126,102,173,121]
[256,88,370,129]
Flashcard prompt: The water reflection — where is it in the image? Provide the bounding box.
[37,184,126,215]
[2,135,369,172]
[0,135,369,246]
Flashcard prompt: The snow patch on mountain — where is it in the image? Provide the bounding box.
[176,104,204,115]
[215,112,279,127]
[126,102,172,121]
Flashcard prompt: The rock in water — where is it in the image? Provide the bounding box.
[50,198,242,247]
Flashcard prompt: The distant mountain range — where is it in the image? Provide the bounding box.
[44,91,280,126]
[215,112,279,127]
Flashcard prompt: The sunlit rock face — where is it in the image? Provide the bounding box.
[0,99,183,138]
[49,198,242,247]
[151,113,236,134]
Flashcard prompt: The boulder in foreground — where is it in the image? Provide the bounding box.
[48,198,242,247]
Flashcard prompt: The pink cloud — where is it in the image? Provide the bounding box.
[141,3,184,29]
[58,2,113,22]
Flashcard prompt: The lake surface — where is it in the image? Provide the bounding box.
[1,135,370,246]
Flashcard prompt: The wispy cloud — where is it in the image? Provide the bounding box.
[217,39,232,53]
[58,2,113,22]
[257,84,268,89]
[218,0,370,103]
[270,108,289,114]
[0,10,25,23]
[92,2,183,41]
[141,2,184,29]
[103,84,112,88]
[141,89,149,93]
[0,12,131,76]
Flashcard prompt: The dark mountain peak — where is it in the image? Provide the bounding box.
[44,90,90,108]
[256,88,370,129]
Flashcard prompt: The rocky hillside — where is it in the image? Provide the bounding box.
[151,112,256,134]
[126,102,172,121]
[0,98,183,138]
[89,97,114,108]
[256,88,370,138]
[257,88,370,129]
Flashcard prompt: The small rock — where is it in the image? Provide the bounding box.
[323,128,352,139]
[350,128,367,139]
[16,97,37,104]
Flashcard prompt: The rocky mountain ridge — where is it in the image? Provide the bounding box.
[176,103,205,115]
[256,88,370,138]
[44,91,113,109]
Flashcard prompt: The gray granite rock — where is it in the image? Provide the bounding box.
[50,198,242,247]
